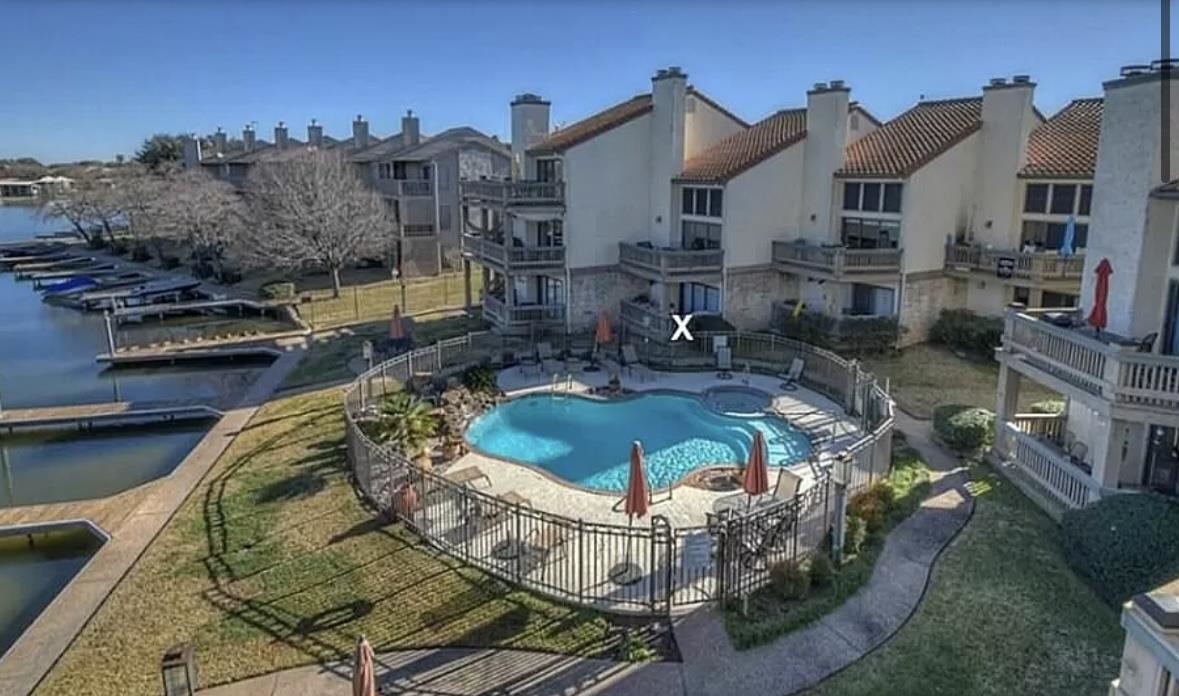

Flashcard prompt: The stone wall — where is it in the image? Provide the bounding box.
[899,272,965,346]
[569,267,649,332]
[724,267,795,331]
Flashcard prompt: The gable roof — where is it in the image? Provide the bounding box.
[392,127,510,161]
[528,94,654,155]
[849,102,882,128]
[1019,98,1103,179]
[677,108,807,182]
[687,87,750,128]
[837,97,983,178]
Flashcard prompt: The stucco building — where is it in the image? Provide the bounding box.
[1110,580,1179,696]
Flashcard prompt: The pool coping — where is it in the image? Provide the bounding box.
[462,386,820,501]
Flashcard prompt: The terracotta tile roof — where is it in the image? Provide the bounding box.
[1019,98,1103,179]
[837,97,983,178]
[677,108,807,182]
[528,95,653,154]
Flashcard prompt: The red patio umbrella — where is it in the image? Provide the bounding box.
[743,430,771,509]
[594,310,614,349]
[389,304,406,341]
[1087,258,1112,333]
[352,635,376,696]
[613,441,649,584]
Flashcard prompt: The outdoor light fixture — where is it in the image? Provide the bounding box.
[160,644,198,696]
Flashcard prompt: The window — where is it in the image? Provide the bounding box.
[1024,183,1049,213]
[680,282,721,314]
[682,220,721,249]
[378,163,392,180]
[537,220,563,247]
[439,205,451,231]
[681,187,723,218]
[841,217,900,249]
[392,161,408,180]
[1041,291,1077,308]
[843,181,901,213]
[842,182,860,211]
[440,165,452,191]
[1012,286,1030,305]
[1050,184,1076,215]
[882,183,902,213]
[535,158,561,182]
[1020,220,1088,250]
[861,182,881,212]
[1078,184,1093,216]
[536,276,564,305]
[421,164,432,181]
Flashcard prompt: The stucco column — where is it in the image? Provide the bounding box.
[462,259,473,309]
[1028,287,1044,309]
[994,363,1022,457]
[1088,416,1129,490]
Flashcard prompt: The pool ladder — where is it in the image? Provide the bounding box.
[550,373,575,398]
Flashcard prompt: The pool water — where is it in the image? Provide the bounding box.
[465,392,812,492]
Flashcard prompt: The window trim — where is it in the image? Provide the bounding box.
[681,186,724,220]
[841,179,903,215]
[1022,180,1093,219]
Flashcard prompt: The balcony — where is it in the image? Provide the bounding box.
[396,180,433,197]
[620,299,674,341]
[461,179,565,208]
[999,309,1179,415]
[998,419,1102,510]
[944,243,1083,285]
[771,241,902,280]
[400,223,436,237]
[617,242,723,281]
[482,294,566,328]
[462,234,566,272]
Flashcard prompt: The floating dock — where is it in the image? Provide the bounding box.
[96,345,283,367]
[0,400,222,434]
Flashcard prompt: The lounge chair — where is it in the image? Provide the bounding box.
[716,346,733,380]
[621,344,654,382]
[767,469,802,506]
[446,466,492,489]
[525,524,569,564]
[779,357,805,390]
[535,342,559,374]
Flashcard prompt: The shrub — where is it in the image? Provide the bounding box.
[130,245,151,262]
[260,281,296,301]
[1029,399,1066,414]
[780,311,901,355]
[769,558,811,600]
[617,630,657,662]
[160,255,181,270]
[808,552,835,589]
[461,365,498,395]
[929,309,1003,358]
[1061,493,1179,606]
[932,404,995,452]
[845,514,867,555]
[849,490,886,533]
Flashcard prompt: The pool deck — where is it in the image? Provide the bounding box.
[445,366,863,529]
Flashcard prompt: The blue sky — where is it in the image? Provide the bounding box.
[0,0,1168,163]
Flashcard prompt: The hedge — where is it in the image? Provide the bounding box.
[1061,493,1179,606]
[932,404,994,452]
[929,309,1003,358]
[780,312,900,355]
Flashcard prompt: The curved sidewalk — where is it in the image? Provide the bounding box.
[199,412,973,696]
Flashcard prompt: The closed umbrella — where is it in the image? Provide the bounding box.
[594,310,613,350]
[1059,215,1076,258]
[389,304,405,341]
[743,430,771,509]
[352,635,376,696]
[612,441,649,585]
[1087,258,1112,334]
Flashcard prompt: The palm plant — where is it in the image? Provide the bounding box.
[374,393,438,458]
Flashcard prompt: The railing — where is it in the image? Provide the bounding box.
[397,180,433,197]
[1000,421,1100,509]
[620,299,674,340]
[342,331,895,613]
[771,241,902,277]
[1001,311,1179,411]
[461,179,565,206]
[401,223,436,236]
[481,294,566,326]
[944,243,1084,281]
[1010,413,1066,443]
[462,234,566,269]
[618,242,723,277]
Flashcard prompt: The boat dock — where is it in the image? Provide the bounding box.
[12,256,95,277]
[97,344,283,366]
[0,400,222,434]
[29,264,120,285]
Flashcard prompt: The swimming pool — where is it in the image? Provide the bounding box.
[464,392,812,492]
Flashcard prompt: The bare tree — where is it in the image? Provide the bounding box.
[109,164,170,258]
[153,169,246,281]
[38,175,121,246]
[244,151,394,297]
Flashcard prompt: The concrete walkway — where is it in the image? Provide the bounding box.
[0,346,305,696]
[198,412,974,696]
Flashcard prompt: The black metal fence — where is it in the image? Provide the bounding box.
[343,331,894,614]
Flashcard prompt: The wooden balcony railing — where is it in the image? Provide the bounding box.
[481,294,565,326]
[1009,413,1067,443]
[771,241,901,277]
[460,179,565,206]
[620,299,674,339]
[618,242,723,278]
[462,234,565,270]
[999,421,1100,509]
[1001,310,1179,412]
[944,243,1084,281]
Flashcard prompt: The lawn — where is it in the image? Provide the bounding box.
[806,463,1123,696]
[280,313,489,390]
[37,388,614,696]
[861,344,1057,419]
[296,271,481,331]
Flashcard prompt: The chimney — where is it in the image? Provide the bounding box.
[307,119,323,148]
[973,74,1037,246]
[352,114,369,150]
[274,121,289,150]
[650,66,688,247]
[213,127,227,155]
[402,110,420,146]
[243,124,256,152]
[510,93,551,179]
[181,135,202,169]
[801,80,851,239]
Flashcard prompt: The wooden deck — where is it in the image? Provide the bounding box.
[97,345,284,366]
[0,401,221,432]
[0,484,151,535]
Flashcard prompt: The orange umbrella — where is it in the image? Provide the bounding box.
[389,304,405,341]
[743,430,770,509]
[595,310,614,348]
[624,441,650,520]
[352,635,376,696]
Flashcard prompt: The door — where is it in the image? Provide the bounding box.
[1164,280,1179,356]
[850,284,874,316]
[1144,425,1179,493]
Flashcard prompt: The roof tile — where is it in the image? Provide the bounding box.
[1019,98,1103,179]
[677,108,807,182]
[837,97,983,178]
[528,95,654,154]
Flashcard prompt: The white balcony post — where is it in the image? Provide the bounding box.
[994,363,1021,458]
[1087,416,1126,494]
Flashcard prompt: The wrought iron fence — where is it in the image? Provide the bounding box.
[343,330,894,614]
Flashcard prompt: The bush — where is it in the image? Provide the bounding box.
[780,311,901,355]
[769,558,811,600]
[849,491,886,533]
[933,404,995,452]
[1029,399,1066,414]
[1061,493,1179,606]
[260,282,296,301]
[160,255,181,270]
[130,245,151,262]
[808,552,835,589]
[929,309,1003,358]
[845,514,867,555]
[461,365,498,395]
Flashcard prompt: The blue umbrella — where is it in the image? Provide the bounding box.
[1059,215,1076,257]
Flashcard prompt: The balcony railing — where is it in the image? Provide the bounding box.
[482,294,566,326]
[1001,310,1179,412]
[620,299,674,340]
[944,243,1084,281]
[397,180,433,197]
[401,223,436,237]
[771,241,902,278]
[461,179,565,206]
[618,242,723,278]
[1000,421,1101,509]
[462,234,566,270]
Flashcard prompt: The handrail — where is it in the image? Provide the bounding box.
[1002,421,1099,509]
[771,240,901,276]
[945,243,1085,280]
[618,242,723,274]
[463,234,566,268]
[460,179,565,204]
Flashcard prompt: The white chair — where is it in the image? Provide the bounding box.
[536,342,559,374]
[779,357,805,390]
[621,344,653,382]
[716,346,733,379]
[769,468,802,505]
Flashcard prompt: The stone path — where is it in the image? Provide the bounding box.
[0,346,305,696]
[198,411,975,696]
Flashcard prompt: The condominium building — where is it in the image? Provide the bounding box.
[1110,579,1179,696]
[993,62,1179,516]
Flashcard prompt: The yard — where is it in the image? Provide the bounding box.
[36,388,615,696]
[807,463,1123,696]
[861,344,1056,419]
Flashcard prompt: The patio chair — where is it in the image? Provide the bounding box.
[778,358,805,391]
[766,469,802,506]
[1068,441,1089,467]
[535,342,559,374]
[1138,332,1159,353]
[525,524,570,565]
[621,344,654,382]
[715,346,733,380]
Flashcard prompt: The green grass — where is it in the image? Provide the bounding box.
[806,463,1123,696]
[38,389,613,696]
[297,272,482,331]
[724,442,932,649]
[861,344,1057,419]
